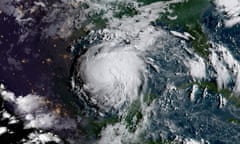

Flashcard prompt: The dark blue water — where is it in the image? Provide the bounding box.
[141,5,240,144]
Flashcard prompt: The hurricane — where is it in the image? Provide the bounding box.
[1,0,240,144]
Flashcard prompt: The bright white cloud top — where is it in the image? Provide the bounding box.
[0,86,76,130]
[79,46,145,112]
[72,1,173,114]
[214,0,240,27]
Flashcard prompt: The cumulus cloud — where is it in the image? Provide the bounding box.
[0,85,76,130]
[186,56,206,80]
[210,49,231,89]
[25,132,62,144]
[98,123,129,144]
[211,44,240,94]
[214,0,240,27]
[15,94,44,114]
[25,113,57,129]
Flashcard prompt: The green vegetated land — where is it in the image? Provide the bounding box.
[195,81,240,124]
[82,116,119,138]
[179,81,240,125]
[182,81,240,107]
[87,10,108,29]
[87,1,140,28]
[66,0,240,142]
[125,99,143,132]
[80,93,158,138]
[112,0,212,57]
[112,2,139,18]
[144,93,157,106]
[125,93,158,132]
[228,118,240,124]
[144,140,173,144]
[154,0,240,111]
[82,94,157,138]
[137,0,170,5]
[154,0,211,57]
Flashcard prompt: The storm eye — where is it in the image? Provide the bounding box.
[73,46,146,114]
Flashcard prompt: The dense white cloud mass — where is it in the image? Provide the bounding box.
[214,0,240,27]
[16,94,43,114]
[0,84,79,143]
[186,56,206,80]
[73,1,178,114]
[25,132,62,144]
[2,0,239,143]
[79,46,146,111]
[210,44,240,94]
[97,123,129,144]
[0,86,76,130]
[0,127,7,136]
[210,50,231,89]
